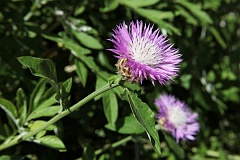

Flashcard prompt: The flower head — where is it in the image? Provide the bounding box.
[155,94,200,142]
[108,20,181,85]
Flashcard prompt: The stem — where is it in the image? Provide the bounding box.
[95,135,133,155]
[76,135,133,160]
[0,83,119,151]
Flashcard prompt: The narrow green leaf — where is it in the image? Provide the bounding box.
[75,59,88,87]
[72,30,103,50]
[100,0,119,12]
[178,0,213,25]
[42,34,91,57]
[134,8,180,35]
[36,130,47,139]
[98,52,115,72]
[0,155,11,160]
[102,91,118,125]
[0,123,11,138]
[61,78,72,99]
[27,106,60,121]
[29,120,56,131]
[35,94,57,110]
[37,135,66,152]
[74,6,85,16]
[59,78,72,109]
[125,89,161,154]
[175,5,198,26]
[29,78,47,112]
[0,97,18,126]
[94,76,107,101]
[209,26,226,49]
[135,8,174,20]
[16,88,27,127]
[165,134,185,159]
[17,56,59,94]
[121,0,160,8]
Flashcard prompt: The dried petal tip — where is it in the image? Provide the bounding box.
[155,94,200,142]
[108,20,182,85]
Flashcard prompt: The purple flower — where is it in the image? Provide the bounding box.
[155,94,200,142]
[108,20,181,85]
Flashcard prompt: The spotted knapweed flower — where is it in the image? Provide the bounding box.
[108,20,181,85]
[155,94,200,142]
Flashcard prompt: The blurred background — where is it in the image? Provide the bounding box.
[0,0,240,159]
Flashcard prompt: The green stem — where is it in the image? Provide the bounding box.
[95,135,133,155]
[76,135,133,160]
[0,83,119,151]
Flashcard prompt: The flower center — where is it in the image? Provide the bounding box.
[168,106,187,127]
[129,36,161,67]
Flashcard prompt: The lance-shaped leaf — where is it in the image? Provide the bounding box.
[0,97,19,127]
[165,134,185,159]
[18,56,59,92]
[124,88,161,154]
[36,135,66,152]
[102,91,118,126]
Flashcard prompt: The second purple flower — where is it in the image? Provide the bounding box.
[155,94,200,142]
[108,20,182,85]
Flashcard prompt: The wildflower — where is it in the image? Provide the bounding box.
[155,94,199,142]
[108,20,181,85]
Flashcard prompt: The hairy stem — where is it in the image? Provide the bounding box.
[0,83,119,151]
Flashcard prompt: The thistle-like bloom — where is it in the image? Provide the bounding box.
[108,20,181,85]
[155,94,200,142]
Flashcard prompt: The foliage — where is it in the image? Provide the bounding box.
[0,0,240,159]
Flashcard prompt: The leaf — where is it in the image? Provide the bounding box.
[59,78,72,109]
[209,26,226,49]
[29,78,47,112]
[94,76,107,101]
[135,8,174,20]
[16,88,27,127]
[100,0,119,12]
[36,131,47,139]
[124,89,161,154]
[121,0,160,8]
[17,56,59,94]
[105,115,144,134]
[102,91,118,126]
[61,78,72,100]
[0,155,11,160]
[75,59,88,87]
[134,8,180,35]
[165,134,185,159]
[72,30,103,50]
[29,120,56,131]
[222,87,240,103]
[175,5,198,26]
[98,51,115,72]
[74,5,85,16]
[35,94,57,110]
[178,0,213,25]
[27,106,60,121]
[42,34,91,57]
[37,135,66,152]
[0,97,18,126]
